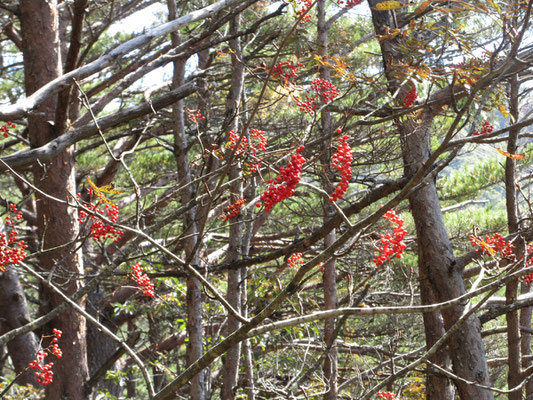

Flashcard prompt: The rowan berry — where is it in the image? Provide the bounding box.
[130,263,155,298]
[329,135,352,202]
[373,209,407,266]
[287,253,303,268]
[473,121,493,136]
[260,146,306,211]
[220,198,246,221]
[403,85,417,107]
[377,392,397,400]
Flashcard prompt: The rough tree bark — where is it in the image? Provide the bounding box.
[368,1,492,398]
[20,0,89,399]
[317,1,338,398]
[221,14,245,399]
[168,1,205,399]
[0,268,39,385]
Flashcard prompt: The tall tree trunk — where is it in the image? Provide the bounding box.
[221,14,245,399]
[168,2,205,399]
[505,72,523,400]
[368,1,492,398]
[20,1,89,398]
[317,1,338,398]
[0,268,39,385]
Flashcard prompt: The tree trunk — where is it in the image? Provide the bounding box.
[221,14,245,399]
[168,2,205,398]
[317,1,338,398]
[0,268,39,385]
[20,1,89,398]
[367,2,493,398]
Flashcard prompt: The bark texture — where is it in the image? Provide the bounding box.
[0,268,39,385]
[20,1,89,398]
[368,1,492,398]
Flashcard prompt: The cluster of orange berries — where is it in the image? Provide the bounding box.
[296,0,312,23]
[78,201,123,242]
[259,145,306,211]
[297,78,340,114]
[0,121,15,138]
[130,263,155,298]
[0,204,27,271]
[403,85,417,107]
[186,109,205,124]
[220,198,245,222]
[272,60,304,85]
[337,0,363,6]
[473,121,494,136]
[228,128,267,172]
[373,209,407,266]
[377,392,397,400]
[329,132,352,202]
[28,329,62,386]
[287,252,303,268]
[469,233,515,259]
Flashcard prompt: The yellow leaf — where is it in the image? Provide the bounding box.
[374,0,405,10]
[486,0,501,12]
[470,235,495,256]
[414,0,431,14]
[497,148,525,159]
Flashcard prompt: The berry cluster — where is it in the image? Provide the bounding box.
[220,197,245,221]
[78,201,123,242]
[0,204,28,271]
[523,244,533,284]
[287,252,303,268]
[403,85,417,108]
[130,263,155,298]
[329,135,352,202]
[469,233,514,260]
[377,392,397,400]
[260,145,306,211]
[272,60,304,85]
[1,121,15,138]
[28,329,62,386]
[373,209,407,266]
[336,0,363,6]
[297,78,340,114]
[186,108,205,124]
[296,0,312,23]
[473,121,494,136]
[228,128,267,172]
[311,78,340,104]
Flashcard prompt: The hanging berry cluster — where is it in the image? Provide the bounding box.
[130,263,155,298]
[0,121,15,138]
[186,109,205,124]
[373,209,407,266]
[287,252,303,268]
[220,198,245,222]
[0,204,28,271]
[260,145,306,212]
[336,0,363,6]
[272,60,304,85]
[78,200,123,242]
[523,244,533,284]
[473,121,494,136]
[296,0,312,23]
[228,128,267,172]
[28,329,62,386]
[377,392,397,400]
[297,78,340,114]
[329,134,352,202]
[403,85,417,107]
[469,233,515,260]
